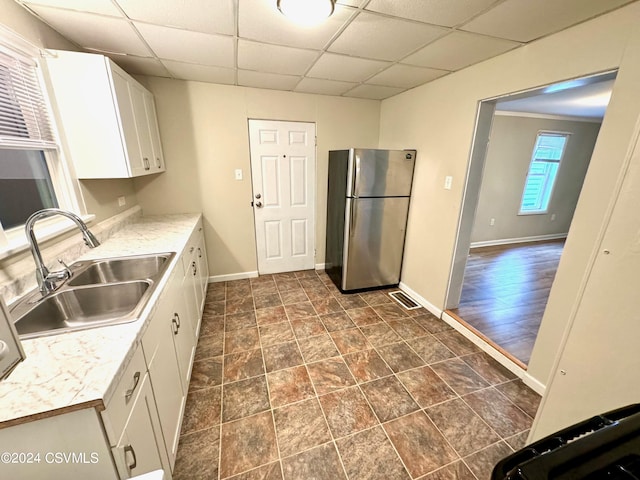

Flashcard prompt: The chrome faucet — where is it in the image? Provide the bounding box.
[25,208,100,295]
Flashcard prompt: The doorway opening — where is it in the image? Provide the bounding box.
[444,71,617,368]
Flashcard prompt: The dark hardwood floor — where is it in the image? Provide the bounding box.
[449,239,565,366]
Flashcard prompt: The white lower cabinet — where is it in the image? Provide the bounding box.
[142,250,196,471]
[101,345,170,479]
[111,373,168,479]
[182,223,209,338]
[0,408,117,480]
[0,220,207,479]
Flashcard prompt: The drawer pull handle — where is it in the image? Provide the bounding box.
[175,313,181,328]
[125,371,141,402]
[124,444,137,471]
[192,261,197,276]
[172,316,179,335]
[197,247,202,258]
[189,246,195,254]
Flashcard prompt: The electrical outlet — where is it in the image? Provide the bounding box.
[118,196,126,207]
[444,176,453,190]
[490,218,495,226]
[551,213,557,221]
[235,169,243,180]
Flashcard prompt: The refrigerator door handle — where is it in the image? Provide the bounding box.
[354,154,361,197]
[350,197,357,237]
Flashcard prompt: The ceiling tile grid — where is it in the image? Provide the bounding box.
[14,0,638,99]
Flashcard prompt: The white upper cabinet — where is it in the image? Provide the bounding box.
[45,50,166,179]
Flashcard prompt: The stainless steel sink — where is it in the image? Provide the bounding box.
[11,252,176,339]
[68,253,174,286]
[14,282,151,338]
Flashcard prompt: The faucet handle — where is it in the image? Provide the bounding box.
[56,259,72,279]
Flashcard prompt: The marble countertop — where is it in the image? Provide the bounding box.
[0,213,201,427]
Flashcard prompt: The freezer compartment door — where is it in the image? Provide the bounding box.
[342,197,410,291]
[348,149,416,198]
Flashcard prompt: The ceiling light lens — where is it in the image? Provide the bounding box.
[278,0,335,26]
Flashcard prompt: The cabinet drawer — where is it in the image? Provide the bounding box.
[102,346,147,445]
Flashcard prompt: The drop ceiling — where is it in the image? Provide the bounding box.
[14,0,637,100]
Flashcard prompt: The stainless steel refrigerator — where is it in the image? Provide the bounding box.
[325,148,416,292]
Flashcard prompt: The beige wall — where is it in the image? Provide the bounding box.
[134,78,380,277]
[379,1,640,393]
[471,114,601,244]
[0,0,138,225]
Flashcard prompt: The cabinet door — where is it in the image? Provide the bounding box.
[196,233,209,313]
[148,317,184,470]
[113,374,167,479]
[111,70,146,177]
[129,83,154,175]
[144,272,185,470]
[172,292,196,393]
[144,91,166,172]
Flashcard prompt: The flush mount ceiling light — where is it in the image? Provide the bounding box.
[277,0,336,26]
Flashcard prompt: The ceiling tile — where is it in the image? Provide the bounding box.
[306,52,390,82]
[328,11,448,61]
[163,60,235,84]
[367,64,449,88]
[403,31,519,71]
[238,40,319,75]
[337,0,366,6]
[365,0,497,27]
[111,55,171,77]
[28,6,151,55]
[460,0,635,42]
[21,0,122,16]
[238,0,354,49]
[237,70,300,91]
[344,84,404,100]
[294,77,356,96]
[116,0,235,35]
[135,22,234,67]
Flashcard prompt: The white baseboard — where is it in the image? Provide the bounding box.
[522,372,546,396]
[398,282,443,318]
[397,282,547,393]
[315,263,326,271]
[209,271,258,283]
[470,233,567,249]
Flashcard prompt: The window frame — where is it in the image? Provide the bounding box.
[518,131,571,216]
[0,26,87,255]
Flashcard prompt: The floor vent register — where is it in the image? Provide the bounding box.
[389,291,421,310]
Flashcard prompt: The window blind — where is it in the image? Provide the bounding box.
[0,45,56,149]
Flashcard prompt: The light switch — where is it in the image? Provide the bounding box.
[444,176,453,190]
[235,169,243,180]
[118,196,126,207]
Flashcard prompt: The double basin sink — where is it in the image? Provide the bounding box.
[11,252,176,339]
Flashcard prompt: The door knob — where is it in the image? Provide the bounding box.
[255,201,263,208]
[255,193,262,199]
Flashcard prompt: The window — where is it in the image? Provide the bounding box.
[0,36,78,250]
[519,132,569,214]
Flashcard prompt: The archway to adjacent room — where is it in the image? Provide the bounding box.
[444,70,617,367]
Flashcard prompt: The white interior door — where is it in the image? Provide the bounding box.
[249,120,316,274]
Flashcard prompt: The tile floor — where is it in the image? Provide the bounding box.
[172,270,541,480]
